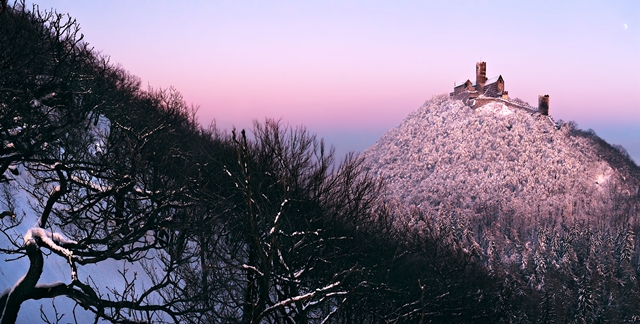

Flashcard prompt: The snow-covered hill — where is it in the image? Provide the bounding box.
[363,94,640,226]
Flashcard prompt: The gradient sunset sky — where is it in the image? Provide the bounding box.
[29,1,640,162]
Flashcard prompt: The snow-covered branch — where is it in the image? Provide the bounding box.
[261,281,342,315]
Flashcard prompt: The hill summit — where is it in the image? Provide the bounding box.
[362,94,640,321]
[363,94,640,225]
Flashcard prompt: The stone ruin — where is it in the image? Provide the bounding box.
[450,62,549,116]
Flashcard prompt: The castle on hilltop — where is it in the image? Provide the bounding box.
[450,62,550,116]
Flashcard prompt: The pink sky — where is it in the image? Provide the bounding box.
[30,1,640,162]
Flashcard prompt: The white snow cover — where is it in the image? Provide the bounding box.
[362,94,639,225]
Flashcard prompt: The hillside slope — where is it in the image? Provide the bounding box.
[363,94,640,226]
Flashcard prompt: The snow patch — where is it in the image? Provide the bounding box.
[476,102,513,116]
[594,165,613,187]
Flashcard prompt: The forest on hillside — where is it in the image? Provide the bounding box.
[1,2,640,323]
[363,94,640,323]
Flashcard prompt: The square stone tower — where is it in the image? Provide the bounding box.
[475,62,487,94]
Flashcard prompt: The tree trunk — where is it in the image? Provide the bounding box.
[0,240,44,324]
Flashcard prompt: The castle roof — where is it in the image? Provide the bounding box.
[454,79,472,88]
[482,75,505,97]
[468,76,503,87]
[485,75,503,85]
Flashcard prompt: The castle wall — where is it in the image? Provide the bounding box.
[483,82,498,97]
[451,90,479,102]
[496,78,504,93]
[483,77,504,97]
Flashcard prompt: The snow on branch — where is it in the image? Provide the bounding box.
[241,264,264,277]
[320,296,348,324]
[24,228,77,258]
[269,199,288,235]
[261,281,342,315]
[24,227,80,281]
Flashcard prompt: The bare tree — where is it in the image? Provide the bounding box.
[0,2,215,322]
[177,120,383,323]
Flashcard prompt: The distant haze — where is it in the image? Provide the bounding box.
[28,1,640,163]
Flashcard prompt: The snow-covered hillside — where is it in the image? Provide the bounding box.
[363,94,640,226]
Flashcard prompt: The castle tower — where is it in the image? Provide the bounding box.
[538,95,550,115]
[475,62,487,94]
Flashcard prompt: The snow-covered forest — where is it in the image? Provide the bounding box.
[365,94,640,229]
[2,1,640,323]
[363,94,640,322]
